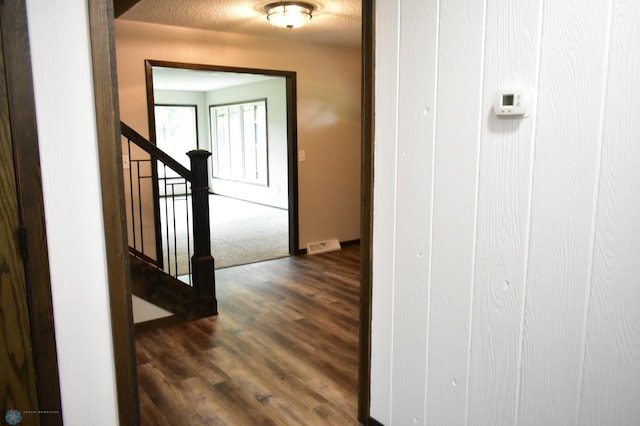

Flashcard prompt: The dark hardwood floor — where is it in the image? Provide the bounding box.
[135,245,360,425]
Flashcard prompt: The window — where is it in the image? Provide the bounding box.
[210,100,268,186]
[154,104,198,171]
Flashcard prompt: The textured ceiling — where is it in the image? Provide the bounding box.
[120,0,362,47]
[152,67,279,91]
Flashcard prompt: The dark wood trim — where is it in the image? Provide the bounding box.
[145,59,297,78]
[369,416,385,426]
[358,0,375,423]
[187,149,217,309]
[113,0,141,18]
[144,60,159,149]
[286,72,301,255]
[129,246,158,266]
[87,0,140,424]
[342,239,361,247]
[129,255,217,321]
[0,0,62,423]
[144,60,301,256]
[144,60,165,268]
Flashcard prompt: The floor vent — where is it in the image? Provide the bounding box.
[307,239,341,255]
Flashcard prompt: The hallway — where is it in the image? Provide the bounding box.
[135,245,360,425]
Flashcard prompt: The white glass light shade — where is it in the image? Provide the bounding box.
[265,2,314,29]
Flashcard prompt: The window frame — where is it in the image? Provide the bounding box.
[209,98,269,187]
[153,103,199,169]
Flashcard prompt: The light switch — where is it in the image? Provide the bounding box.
[123,155,130,169]
[298,150,306,162]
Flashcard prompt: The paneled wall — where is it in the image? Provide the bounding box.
[371,0,640,425]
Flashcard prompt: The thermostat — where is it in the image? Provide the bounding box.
[493,88,530,117]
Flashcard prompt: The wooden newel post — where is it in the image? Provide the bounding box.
[188,149,217,314]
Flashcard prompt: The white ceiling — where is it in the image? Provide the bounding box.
[120,0,362,47]
[152,67,278,91]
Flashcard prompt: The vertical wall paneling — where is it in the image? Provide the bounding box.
[425,0,486,423]
[466,0,544,424]
[579,1,640,424]
[373,1,640,425]
[518,1,613,425]
[370,0,400,423]
[390,0,438,423]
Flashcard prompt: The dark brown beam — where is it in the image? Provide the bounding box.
[113,0,140,18]
[359,0,375,424]
[87,0,140,424]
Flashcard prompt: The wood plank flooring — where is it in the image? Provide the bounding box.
[135,245,361,425]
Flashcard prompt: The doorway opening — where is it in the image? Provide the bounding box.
[95,0,374,423]
[145,60,300,269]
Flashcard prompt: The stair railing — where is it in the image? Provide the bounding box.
[120,122,215,301]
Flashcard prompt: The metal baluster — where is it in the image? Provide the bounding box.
[185,182,192,286]
[127,138,136,251]
[136,159,145,255]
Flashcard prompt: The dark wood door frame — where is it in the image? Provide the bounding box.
[358,0,375,423]
[88,0,140,424]
[0,0,63,423]
[144,60,300,257]
[87,0,375,424]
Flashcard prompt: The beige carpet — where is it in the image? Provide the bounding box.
[160,194,289,275]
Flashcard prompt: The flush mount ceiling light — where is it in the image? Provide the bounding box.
[264,1,315,29]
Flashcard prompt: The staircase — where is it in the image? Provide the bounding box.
[121,122,217,319]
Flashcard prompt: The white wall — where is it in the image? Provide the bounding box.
[371,0,640,425]
[132,295,171,323]
[25,1,119,424]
